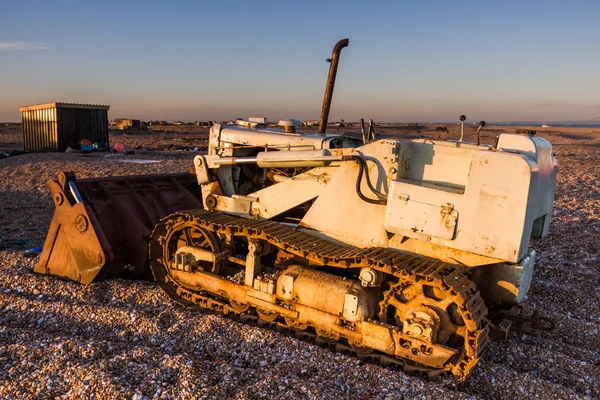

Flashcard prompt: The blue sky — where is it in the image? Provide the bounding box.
[1,1,599,122]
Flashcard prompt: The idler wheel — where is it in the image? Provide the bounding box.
[229,300,249,313]
[257,308,278,322]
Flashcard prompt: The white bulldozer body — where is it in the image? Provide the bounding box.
[194,123,558,304]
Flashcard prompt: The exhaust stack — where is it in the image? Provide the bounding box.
[318,38,349,134]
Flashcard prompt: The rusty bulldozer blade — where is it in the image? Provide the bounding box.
[35,171,204,284]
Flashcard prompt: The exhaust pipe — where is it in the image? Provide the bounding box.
[318,38,349,134]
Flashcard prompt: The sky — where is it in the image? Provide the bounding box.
[1,0,599,123]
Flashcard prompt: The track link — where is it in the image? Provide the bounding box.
[149,210,490,380]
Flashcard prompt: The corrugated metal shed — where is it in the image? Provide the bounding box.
[18,102,110,152]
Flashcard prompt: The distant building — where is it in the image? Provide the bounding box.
[112,118,142,130]
[18,102,110,152]
[249,117,267,124]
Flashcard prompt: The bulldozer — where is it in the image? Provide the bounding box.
[35,39,558,380]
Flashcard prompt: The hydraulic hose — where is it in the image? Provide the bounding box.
[351,155,387,205]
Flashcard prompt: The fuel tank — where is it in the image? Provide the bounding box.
[276,265,379,322]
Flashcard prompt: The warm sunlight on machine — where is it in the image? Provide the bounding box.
[35,39,558,380]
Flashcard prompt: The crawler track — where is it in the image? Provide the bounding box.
[149,210,490,380]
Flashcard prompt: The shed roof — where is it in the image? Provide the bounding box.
[18,102,110,112]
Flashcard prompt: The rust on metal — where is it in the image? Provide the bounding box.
[488,304,554,341]
[35,171,204,284]
[318,38,349,134]
[148,210,489,380]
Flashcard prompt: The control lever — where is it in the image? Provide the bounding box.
[459,115,466,142]
[360,119,367,144]
[360,119,376,144]
[368,119,376,142]
[476,121,486,145]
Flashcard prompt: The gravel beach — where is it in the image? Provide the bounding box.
[0,124,598,399]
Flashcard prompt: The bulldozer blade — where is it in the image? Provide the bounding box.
[35,171,204,284]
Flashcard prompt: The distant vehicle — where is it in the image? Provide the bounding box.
[541,124,552,128]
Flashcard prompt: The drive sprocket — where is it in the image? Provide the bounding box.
[379,265,489,378]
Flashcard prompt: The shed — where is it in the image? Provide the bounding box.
[18,102,110,152]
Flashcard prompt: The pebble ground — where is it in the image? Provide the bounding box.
[0,125,598,399]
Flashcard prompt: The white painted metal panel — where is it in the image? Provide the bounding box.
[300,140,398,248]
[249,167,333,219]
[385,194,457,240]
